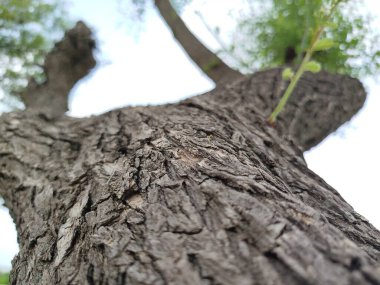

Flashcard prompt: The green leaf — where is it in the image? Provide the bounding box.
[323,21,338,29]
[304,61,322,73]
[313,38,336,51]
[282,67,294,80]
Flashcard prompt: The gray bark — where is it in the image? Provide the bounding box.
[153,0,366,150]
[224,69,366,151]
[0,68,378,284]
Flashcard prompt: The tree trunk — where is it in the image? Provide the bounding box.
[0,68,379,284]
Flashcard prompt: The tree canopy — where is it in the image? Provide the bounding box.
[0,0,68,108]
[220,0,380,77]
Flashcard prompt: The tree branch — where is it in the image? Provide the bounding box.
[154,0,242,85]
[186,68,366,151]
[21,21,96,118]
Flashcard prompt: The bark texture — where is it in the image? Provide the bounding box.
[222,69,366,151]
[20,21,96,117]
[1,69,378,285]
[154,0,242,85]
[153,0,365,150]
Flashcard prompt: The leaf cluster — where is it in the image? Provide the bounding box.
[0,0,68,108]
[228,0,380,78]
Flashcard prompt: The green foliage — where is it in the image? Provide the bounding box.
[0,272,9,285]
[268,0,344,123]
[304,61,322,73]
[281,67,294,80]
[313,38,336,51]
[0,0,68,107]
[229,0,380,78]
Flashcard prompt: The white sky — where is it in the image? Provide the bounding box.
[1,0,379,271]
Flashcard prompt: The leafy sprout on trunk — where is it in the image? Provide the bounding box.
[268,0,346,124]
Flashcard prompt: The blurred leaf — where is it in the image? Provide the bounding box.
[313,38,336,51]
[323,21,338,29]
[304,61,322,73]
[282,67,294,80]
[0,272,9,284]
[0,0,69,108]
[226,0,380,78]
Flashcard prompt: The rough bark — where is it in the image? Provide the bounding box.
[222,69,366,151]
[153,0,368,151]
[20,21,96,117]
[1,69,379,285]
[152,0,366,150]
[0,14,372,285]
[154,0,242,85]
